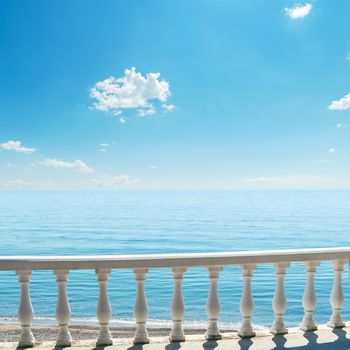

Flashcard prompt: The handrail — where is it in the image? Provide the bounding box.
[0,247,350,271]
[2,247,350,346]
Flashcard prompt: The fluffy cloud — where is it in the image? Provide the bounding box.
[80,174,140,188]
[39,158,93,173]
[285,3,312,19]
[0,140,36,154]
[162,104,175,113]
[328,93,350,110]
[328,147,336,154]
[90,67,174,118]
[137,107,156,117]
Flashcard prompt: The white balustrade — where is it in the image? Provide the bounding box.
[169,267,186,342]
[238,264,256,338]
[270,262,290,335]
[1,248,350,346]
[206,266,223,340]
[299,261,320,331]
[327,259,347,328]
[133,268,149,344]
[54,269,72,347]
[17,270,35,348]
[96,268,113,345]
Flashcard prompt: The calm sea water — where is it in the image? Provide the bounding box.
[0,190,349,329]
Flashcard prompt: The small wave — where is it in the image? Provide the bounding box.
[0,316,267,330]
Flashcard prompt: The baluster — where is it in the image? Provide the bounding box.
[238,264,256,338]
[54,270,72,347]
[17,270,35,347]
[133,268,149,344]
[299,261,320,331]
[327,259,347,328]
[270,262,290,335]
[205,266,223,340]
[170,267,186,342]
[96,269,113,345]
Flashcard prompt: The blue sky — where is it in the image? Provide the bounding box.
[1,0,350,189]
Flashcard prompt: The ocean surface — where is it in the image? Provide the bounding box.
[0,190,350,330]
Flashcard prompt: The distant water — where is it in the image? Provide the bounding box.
[0,190,350,329]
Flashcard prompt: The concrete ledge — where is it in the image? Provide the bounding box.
[1,324,350,350]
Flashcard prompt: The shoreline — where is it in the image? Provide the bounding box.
[0,324,238,343]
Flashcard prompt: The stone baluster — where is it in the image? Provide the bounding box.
[169,267,186,342]
[17,270,35,347]
[299,261,320,331]
[238,264,256,338]
[54,270,72,347]
[327,259,347,328]
[96,269,113,345]
[205,266,223,340]
[133,268,149,344]
[270,262,290,335]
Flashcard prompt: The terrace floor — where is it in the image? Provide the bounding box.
[1,324,350,350]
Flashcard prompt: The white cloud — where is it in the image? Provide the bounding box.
[137,107,156,117]
[285,3,312,19]
[99,143,108,152]
[245,175,322,184]
[246,176,286,183]
[90,67,173,117]
[0,140,36,154]
[242,174,347,189]
[328,147,336,154]
[162,103,175,113]
[328,93,350,110]
[80,174,141,188]
[39,158,93,173]
[119,117,126,124]
[0,179,55,189]
[337,123,350,129]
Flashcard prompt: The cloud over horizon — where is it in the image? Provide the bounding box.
[80,174,141,188]
[0,179,55,189]
[39,158,93,173]
[90,67,173,120]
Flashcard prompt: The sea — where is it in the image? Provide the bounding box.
[0,190,349,330]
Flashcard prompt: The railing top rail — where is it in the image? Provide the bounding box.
[0,247,349,271]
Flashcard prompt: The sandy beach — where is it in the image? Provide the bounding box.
[0,324,216,343]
